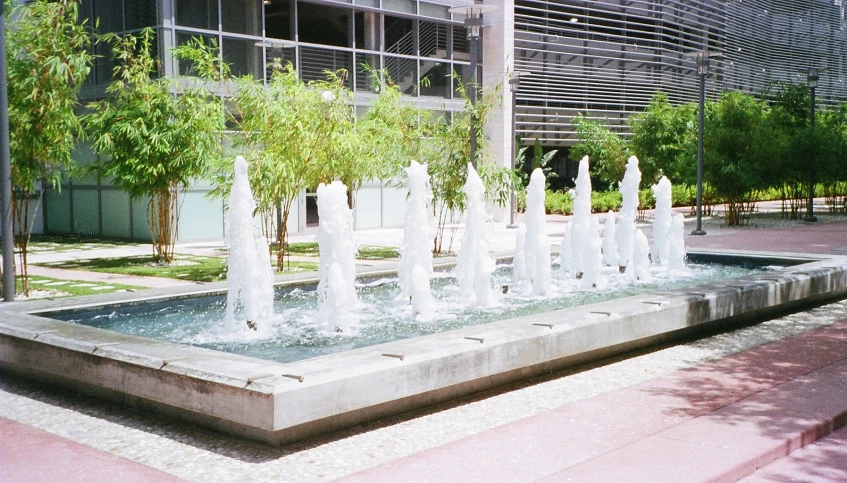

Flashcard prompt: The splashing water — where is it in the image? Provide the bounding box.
[669,213,687,272]
[565,156,593,278]
[455,163,496,306]
[616,155,642,270]
[398,160,436,315]
[651,176,673,266]
[225,156,275,335]
[317,180,358,332]
[602,210,618,267]
[633,228,652,281]
[523,168,552,295]
[582,217,604,289]
[512,225,527,285]
[559,223,572,277]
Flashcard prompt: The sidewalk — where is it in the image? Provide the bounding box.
[338,320,847,482]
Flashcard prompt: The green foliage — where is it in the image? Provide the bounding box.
[570,114,630,189]
[85,29,224,262]
[628,93,698,185]
[426,76,503,253]
[224,63,356,269]
[592,191,622,213]
[6,0,93,294]
[544,191,573,215]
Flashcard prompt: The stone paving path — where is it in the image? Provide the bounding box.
[340,320,847,482]
[0,418,184,483]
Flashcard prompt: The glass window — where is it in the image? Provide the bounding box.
[176,32,218,76]
[419,2,449,20]
[94,0,123,33]
[223,37,263,79]
[419,60,451,98]
[385,54,417,95]
[298,3,351,48]
[383,0,414,14]
[124,0,158,30]
[452,25,469,58]
[264,0,292,40]
[222,0,261,36]
[419,21,447,58]
[384,16,413,55]
[175,0,218,31]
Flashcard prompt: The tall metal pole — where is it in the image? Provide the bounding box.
[1,2,16,301]
[691,54,707,236]
[507,76,518,228]
[468,32,478,169]
[804,81,817,222]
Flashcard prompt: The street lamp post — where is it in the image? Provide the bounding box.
[449,3,496,169]
[507,71,530,229]
[1,2,15,301]
[691,51,709,236]
[804,68,819,223]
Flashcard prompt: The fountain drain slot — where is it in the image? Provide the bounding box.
[281,374,305,383]
[159,357,189,369]
[382,353,405,361]
[246,374,277,386]
[590,311,612,316]
[33,330,59,339]
[464,337,485,344]
[642,301,665,306]
[533,323,553,329]
[686,293,708,297]
[92,342,122,353]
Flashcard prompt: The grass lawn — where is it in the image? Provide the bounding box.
[221,242,401,260]
[19,275,143,299]
[37,254,318,282]
[23,235,140,253]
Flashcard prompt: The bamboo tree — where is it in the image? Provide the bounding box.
[85,29,224,263]
[6,0,92,294]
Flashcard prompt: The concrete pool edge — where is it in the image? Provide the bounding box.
[2,250,846,445]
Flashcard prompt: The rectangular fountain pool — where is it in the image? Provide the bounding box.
[52,257,771,364]
[3,250,845,446]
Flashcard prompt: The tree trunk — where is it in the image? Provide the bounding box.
[276,200,291,272]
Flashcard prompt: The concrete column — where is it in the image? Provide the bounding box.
[482,0,514,222]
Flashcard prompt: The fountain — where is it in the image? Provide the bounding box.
[9,148,838,449]
[455,163,496,305]
[564,156,594,279]
[512,226,527,286]
[581,217,604,289]
[616,156,642,272]
[651,176,673,266]
[523,168,552,295]
[398,161,436,314]
[317,180,358,332]
[559,223,571,277]
[632,229,651,280]
[601,210,618,267]
[668,213,687,272]
[224,156,275,334]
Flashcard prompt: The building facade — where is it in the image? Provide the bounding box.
[513,0,847,146]
[39,0,847,241]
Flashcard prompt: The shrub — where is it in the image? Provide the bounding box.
[591,191,622,213]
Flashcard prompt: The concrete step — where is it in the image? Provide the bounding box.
[337,320,847,482]
[737,425,847,482]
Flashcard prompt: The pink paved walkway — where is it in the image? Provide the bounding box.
[338,320,847,482]
[0,418,184,483]
[685,219,847,254]
[738,425,847,483]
